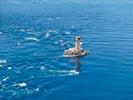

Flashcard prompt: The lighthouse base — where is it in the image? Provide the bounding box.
[63,48,88,57]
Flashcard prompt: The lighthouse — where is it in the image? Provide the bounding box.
[63,36,88,57]
[75,36,81,51]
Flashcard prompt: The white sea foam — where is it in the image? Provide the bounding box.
[48,69,79,76]
[0,60,7,64]
[80,42,83,45]
[45,33,50,37]
[8,67,12,70]
[2,76,9,82]
[34,88,40,92]
[46,30,55,34]
[49,70,66,73]
[40,66,46,70]
[18,83,27,87]
[25,37,39,41]
[0,59,7,64]
[45,30,57,37]
[68,70,79,75]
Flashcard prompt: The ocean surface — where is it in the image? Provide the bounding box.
[0,0,133,100]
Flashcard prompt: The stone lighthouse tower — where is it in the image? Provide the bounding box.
[63,36,87,57]
[75,36,81,51]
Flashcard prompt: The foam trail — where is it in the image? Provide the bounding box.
[0,59,7,64]
[68,70,79,75]
[2,76,9,82]
[45,33,50,38]
[45,30,52,37]
[45,30,58,37]
[40,66,46,70]
[25,37,39,41]
[8,67,12,70]
[34,88,40,92]
[0,59,7,67]
[48,69,79,76]
[17,83,27,87]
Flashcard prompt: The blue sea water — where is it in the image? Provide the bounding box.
[0,0,133,100]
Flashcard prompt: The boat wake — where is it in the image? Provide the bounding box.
[25,37,39,42]
[41,69,79,77]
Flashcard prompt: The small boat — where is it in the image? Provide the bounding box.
[63,36,88,57]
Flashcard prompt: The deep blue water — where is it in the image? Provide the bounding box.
[0,0,133,100]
